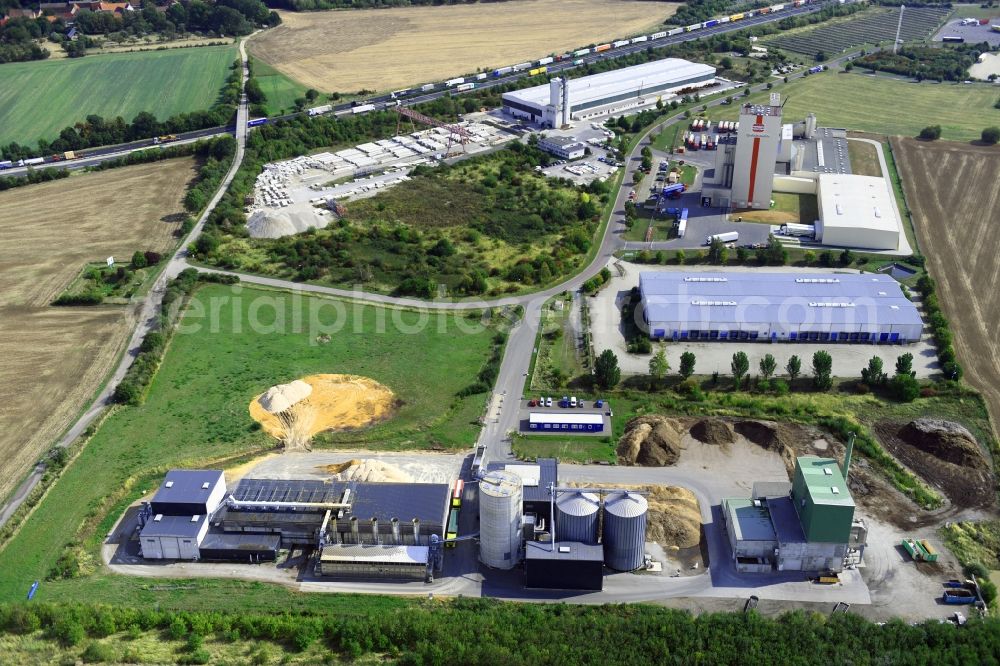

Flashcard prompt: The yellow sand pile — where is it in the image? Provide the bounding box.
[249,374,396,446]
[319,458,413,483]
[566,482,702,550]
[617,416,684,466]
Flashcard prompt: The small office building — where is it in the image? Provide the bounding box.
[538,135,587,160]
[527,412,604,433]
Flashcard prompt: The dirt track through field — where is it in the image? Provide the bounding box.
[892,137,1000,434]
[0,159,196,503]
[250,0,676,93]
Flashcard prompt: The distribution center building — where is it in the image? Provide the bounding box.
[502,59,716,127]
[814,174,902,250]
[639,271,923,343]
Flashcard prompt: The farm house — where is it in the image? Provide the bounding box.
[639,272,922,343]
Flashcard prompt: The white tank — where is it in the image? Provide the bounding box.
[479,471,523,569]
[555,491,600,544]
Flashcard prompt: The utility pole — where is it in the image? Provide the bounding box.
[893,5,905,54]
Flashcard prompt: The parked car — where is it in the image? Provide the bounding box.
[578,400,585,408]
[559,396,570,408]
[595,399,605,408]
[545,397,552,407]
[528,399,538,407]
[570,397,577,408]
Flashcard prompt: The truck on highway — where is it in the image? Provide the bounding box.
[528,66,547,76]
[573,48,591,56]
[307,104,333,116]
[421,83,436,91]
[455,82,476,91]
[537,56,554,65]
[573,58,585,65]
[18,157,45,166]
[780,223,815,237]
[493,66,513,77]
[445,77,465,87]
[475,72,488,80]
[705,231,739,245]
[512,62,532,71]
[650,30,668,39]
[0,160,12,169]
[351,103,375,114]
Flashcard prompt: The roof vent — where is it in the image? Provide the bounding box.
[831,487,840,495]
[201,482,210,490]
[154,514,163,522]
[823,468,833,476]
[558,546,571,553]
[891,305,899,310]
[164,481,174,489]
[190,515,200,522]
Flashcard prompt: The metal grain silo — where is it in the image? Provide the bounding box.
[479,470,523,570]
[555,491,600,544]
[602,491,648,571]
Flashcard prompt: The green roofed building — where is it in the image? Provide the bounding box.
[791,456,855,544]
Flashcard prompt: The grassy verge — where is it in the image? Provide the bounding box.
[529,293,589,392]
[250,56,313,116]
[0,283,500,606]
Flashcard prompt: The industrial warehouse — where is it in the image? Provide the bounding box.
[639,271,923,343]
[722,452,867,573]
[138,470,451,581]
[502,59,717,127]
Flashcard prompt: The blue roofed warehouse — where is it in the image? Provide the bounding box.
[639,271,922,343]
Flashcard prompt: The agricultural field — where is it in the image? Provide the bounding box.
[0,282,500,604]
[893,137,1000,430]
[0,158,196,505]
[250,57,313,116]
[0,45,237,146]
[707,73,999,142]
[248,0,676,93]
[765,6,950,56]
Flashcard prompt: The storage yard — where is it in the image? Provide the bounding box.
[894,137,1000,427]
[0,158,197,505]
[246,121,510,238]
[766,6,950,56]
[248,0,675,93]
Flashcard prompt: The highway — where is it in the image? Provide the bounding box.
[0,0,836,178]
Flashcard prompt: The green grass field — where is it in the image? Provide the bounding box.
[709,73,1000,141]
[0,45,237,146]
[0,283,496,607]
[250,56,312,116]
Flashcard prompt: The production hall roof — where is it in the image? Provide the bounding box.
[487,458,558,504]
[525,540,604,562]
[152,470,224,505]
[504,58,716,109]
[723,498,776,543]
[797,456,855,508]
[818,173,900,235]
[639,271,922,329]
[140,513,207,539]
[319,544,429,565]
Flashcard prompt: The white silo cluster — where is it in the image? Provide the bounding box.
[478,470,524,570]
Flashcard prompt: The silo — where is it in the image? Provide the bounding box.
[555,491,600,544]
[479,470,523,569]
[602,491,648,571]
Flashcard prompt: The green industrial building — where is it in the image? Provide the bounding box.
[791,456,855,544]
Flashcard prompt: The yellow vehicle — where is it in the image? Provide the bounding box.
[730,12,745,21]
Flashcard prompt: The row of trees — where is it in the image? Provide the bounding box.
[4,599,1000,663]
[856,44,989,82]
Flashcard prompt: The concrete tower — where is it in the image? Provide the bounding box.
[729,93,783,209]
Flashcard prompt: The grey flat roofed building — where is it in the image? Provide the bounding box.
[198,533,280,562]
[140,514,209,560]
[640,271,922,343]
[525,540,604,590]
[151,469,226,516]
[538,135,586,160]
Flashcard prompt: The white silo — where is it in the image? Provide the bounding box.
[555,491,600,544]
[602,491,648,571]
[479,470,524,569]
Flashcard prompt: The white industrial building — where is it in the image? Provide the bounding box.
[537,135,587,160]
[639,271,923,343]
[815,174,901,251]
[502,59,717,127]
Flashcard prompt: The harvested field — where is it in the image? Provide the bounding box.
[892,137,1000,430]
[249,0,676,93]
[875,420,994,510]
[0,159,196,503]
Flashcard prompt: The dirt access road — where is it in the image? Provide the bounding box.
[0,158,196,504]
[893,137,1000,431]
[250,0,676,93]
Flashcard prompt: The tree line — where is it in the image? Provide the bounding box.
[2,599,999,664]
[262,0,511,11]
[856,44,990,82]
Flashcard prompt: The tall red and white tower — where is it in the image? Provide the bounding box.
[730,93,782,209]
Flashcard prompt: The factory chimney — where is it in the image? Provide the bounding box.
[412,518,421,546]
[842,432,855,482]
[549,78,562,129]
[561,77,571,128]
[350,516,359,544]
[391,517,401,545]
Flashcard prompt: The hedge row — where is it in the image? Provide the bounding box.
[916,274,963,380]
[458,331,508,396]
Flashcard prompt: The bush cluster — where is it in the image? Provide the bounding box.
[581,267,612,294]
[916,274,962,380]
[458,331,507,396]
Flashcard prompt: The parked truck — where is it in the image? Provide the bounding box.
[705,231,739,245]
[780,223,815,237]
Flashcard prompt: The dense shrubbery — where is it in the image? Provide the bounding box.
[857,44,988,82]
[916,273,962,380]
[3,600,1000,663]
[0,165,69,191]
[458,331,508,396]
[0,62,241,162]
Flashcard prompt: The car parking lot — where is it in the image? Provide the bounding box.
[518,397,612,436]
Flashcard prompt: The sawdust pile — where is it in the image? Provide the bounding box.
[567,482,702,550]
[898,419,987,469]
[617,416,683,466]
[320,458,413,483]
[689,418,735,446]
[250,374,396,448]
[734,420,797,471]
